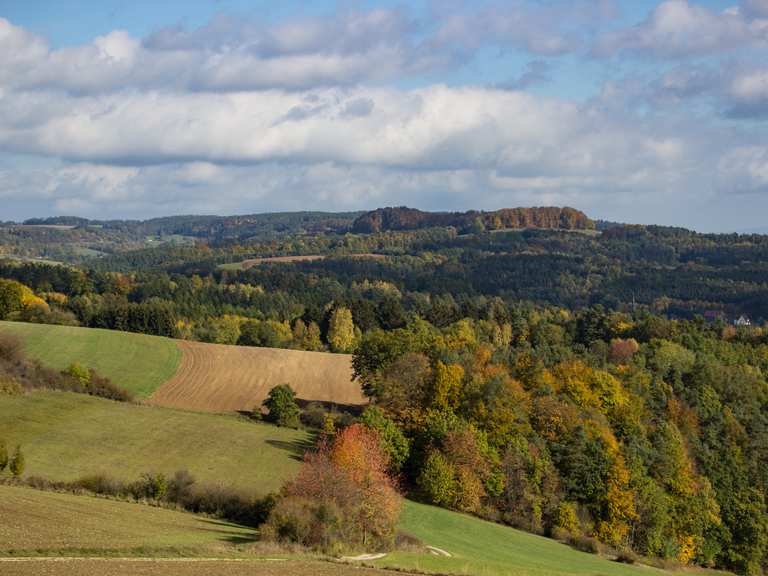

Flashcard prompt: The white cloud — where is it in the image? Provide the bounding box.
[718,146,768,193]
[726,67,768,116]
[593,0,767,58]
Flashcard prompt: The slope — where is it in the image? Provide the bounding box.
[0,321,180,398]
[0,390,308,492]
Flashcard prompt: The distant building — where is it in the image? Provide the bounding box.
[734,315,751,327]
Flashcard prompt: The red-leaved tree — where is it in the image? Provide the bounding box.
[266,424,402,551]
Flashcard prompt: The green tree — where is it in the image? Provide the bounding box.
[418,450,456,507]
[359,406,410,472]
[262,384,301,428]
[303,321,323,351]
[67,362,91,387]
[327,306,356,353]
[0,279,24,320]
[9,445,24,477]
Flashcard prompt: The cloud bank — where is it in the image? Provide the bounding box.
[1,1,767,231]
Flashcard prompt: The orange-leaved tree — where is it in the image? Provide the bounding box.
[266,423,402,551]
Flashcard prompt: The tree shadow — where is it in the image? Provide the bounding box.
[265,437,316,461]
[295,398,366,416]
[197,518,259,544]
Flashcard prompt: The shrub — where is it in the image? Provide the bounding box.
[0,332,23,363]
[0,440,7,472]
[132,472,168,500]
[0,374,22,395]
[569,534,602,555]
[302,402,328,429]
[166,469,196,503]
[262,384,301,428]
[394,531,424,551]
[66,362,91,386]
[75,474,125,497]
[263,496,343,552]
[615,548,638,564]
[9,446,25,477]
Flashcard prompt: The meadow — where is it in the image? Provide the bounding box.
[0,391,308,492]
[387,502,666,576]
[0,321,180,398]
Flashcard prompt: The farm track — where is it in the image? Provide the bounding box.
[0,558,404,576]
[149,340,366,413]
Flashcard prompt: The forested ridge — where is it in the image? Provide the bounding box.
[2,208,768,573]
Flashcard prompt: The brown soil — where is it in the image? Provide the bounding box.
[0,559,400,576]
[149,341,366,413]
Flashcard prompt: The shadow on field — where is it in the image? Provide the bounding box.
[266,437,316,461]
[295,398,366,416]
[199,518,259,544]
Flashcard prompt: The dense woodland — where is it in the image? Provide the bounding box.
[2,207,768,573]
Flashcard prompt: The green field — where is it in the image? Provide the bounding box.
[384,501,696,576]
[0,321,181,398]
[0,391,309,492]
[0,484,255,555]
[0,485,401,575]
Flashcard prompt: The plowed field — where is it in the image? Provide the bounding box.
[149,340,366,413]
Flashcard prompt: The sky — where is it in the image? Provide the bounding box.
[1,1,767,231]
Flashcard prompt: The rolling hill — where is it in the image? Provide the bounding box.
[149,340,365,413]
[0,391,308,492]
[0,321,365,412]
[0,485,397,576]
[0,321,180,398]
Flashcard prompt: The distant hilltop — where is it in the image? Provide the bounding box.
[352,206,595,233]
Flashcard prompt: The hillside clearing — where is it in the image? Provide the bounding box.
[218,253,387,271]
[149,340,365,413]
[0,391,308,492]
[383,501,711,576]
[0,321,180,398]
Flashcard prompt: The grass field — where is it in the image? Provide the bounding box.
[0,321,180,398]
[0,485,402,575]
[0,484,255,554]
[383,501,688,576]
[0,560,401,576]
[0,391,309,492]
[150,340,365,413]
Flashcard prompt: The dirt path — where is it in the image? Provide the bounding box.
[0,557,402,576]
[149,340,366,413]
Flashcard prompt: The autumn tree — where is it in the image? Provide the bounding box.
[267,424,401,550]
[328,306,356,353]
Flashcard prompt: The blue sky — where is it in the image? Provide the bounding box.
[0,0,767,231]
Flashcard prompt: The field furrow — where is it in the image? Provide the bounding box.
[149,340,366,413]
